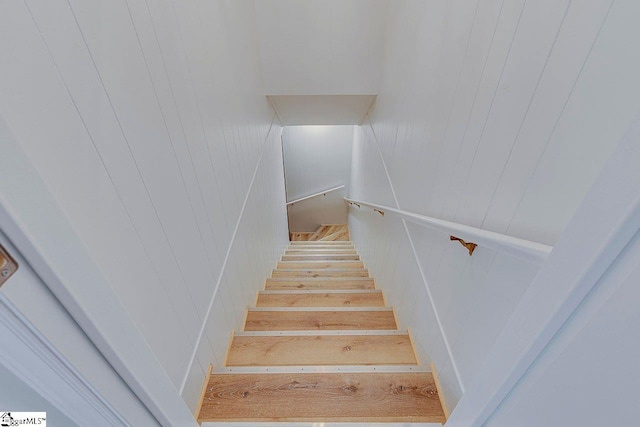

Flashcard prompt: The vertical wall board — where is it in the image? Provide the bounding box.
[0,0,288,412]
[349,0,633,410]
[182,122,288,406]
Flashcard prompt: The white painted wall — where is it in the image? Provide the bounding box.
[181,124,288,410]
[255,0,388,95]
[2,0,638,421]
[283,126,353,232]
[287,191,349,233]
[449,111,640,427]
[486,237,640,427]
[0,0,288,414]
[349,0,640,412]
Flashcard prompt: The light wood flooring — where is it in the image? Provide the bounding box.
[195,236,447,424]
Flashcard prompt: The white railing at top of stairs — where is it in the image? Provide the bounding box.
[344,197,553,266]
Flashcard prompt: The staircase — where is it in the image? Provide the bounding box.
[195,229,447,424]
[290,223,350,242]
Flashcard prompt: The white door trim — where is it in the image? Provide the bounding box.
[0,294,127,426]
[446,114,640,426]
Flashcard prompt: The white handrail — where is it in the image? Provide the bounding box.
[286,185,346,206]
[344,197,553,266]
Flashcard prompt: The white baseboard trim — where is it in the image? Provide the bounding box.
[402,219,466,393]
[359,115,465,393]
[179,114,278,394]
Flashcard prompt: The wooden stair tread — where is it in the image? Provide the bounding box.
[198,372,445,423]
[256,291,384,307]
[272,269,369,278]
[287,244,354,248]
[266,276,374,281]
[319,228,350,241]
[286,249,356,253]
[196,224,449,423]
[290,232,315,241]
[226,334,417,366]
[281,254,360,261]
[244,310,397,331]
[286,246,355,250]
[308,225,330,241]
[277,261,364,269]
[288,246,354,250]
[265,278,375,290]
[284,247,357,255]
[314,224,349,241]
[290,241,352,245]
[288,245,353,249]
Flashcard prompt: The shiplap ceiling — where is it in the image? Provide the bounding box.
[255,0,388,124]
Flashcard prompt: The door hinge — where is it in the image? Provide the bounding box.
[0,243,18,287]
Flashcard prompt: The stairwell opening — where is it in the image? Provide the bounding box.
[281,125,355,240]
